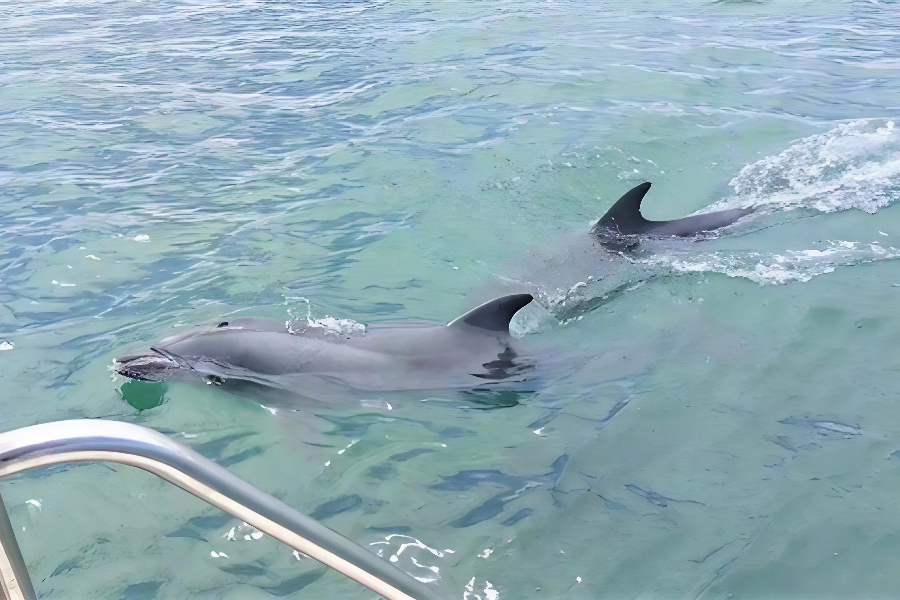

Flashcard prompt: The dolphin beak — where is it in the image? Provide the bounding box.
[114,349,183,381]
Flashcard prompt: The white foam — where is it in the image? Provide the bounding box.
[665,240,900,285]
[285,296,366,337]
[705,119,900,215]
[304,315,366,336]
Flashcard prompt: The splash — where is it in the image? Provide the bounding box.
[301,315,367,337]
[284,297,366,338]
[706,119,900,215]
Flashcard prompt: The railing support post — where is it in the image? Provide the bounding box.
[0,493,36,600]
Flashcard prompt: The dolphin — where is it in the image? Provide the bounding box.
[483,181,754,323]
[114,294,534,398]
[591,181,752,246]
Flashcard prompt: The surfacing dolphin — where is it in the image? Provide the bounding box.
[115,294,534,399]
[591,181,753,249]
[488,181,754,323]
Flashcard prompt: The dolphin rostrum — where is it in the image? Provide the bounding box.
[591,182,752,242]
[115,294,534,397]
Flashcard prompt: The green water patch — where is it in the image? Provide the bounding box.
[119,380,169,412]
[460,388,534,410]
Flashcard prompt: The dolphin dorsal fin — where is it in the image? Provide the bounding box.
[448,294,534,333]
[592,182,652,235]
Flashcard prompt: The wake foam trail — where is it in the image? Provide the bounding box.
[705,119,900,215]
[656,240,900,285]
[515,235,900,334]
[517,238,900,334]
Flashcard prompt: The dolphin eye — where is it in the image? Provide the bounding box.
[217,322,229,327]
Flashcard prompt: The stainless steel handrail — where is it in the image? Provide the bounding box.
[0,420,442,600]
[0,494,35,600]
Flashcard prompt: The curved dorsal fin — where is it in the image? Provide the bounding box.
[592,182,753,238]
[592,182,652,235]
[448,294,533,333]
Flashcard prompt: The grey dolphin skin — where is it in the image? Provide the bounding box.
[591,182,752,239]
[115,294,534,396]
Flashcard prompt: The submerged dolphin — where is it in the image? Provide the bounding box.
[115,294,534,397]
[591,181,752,246]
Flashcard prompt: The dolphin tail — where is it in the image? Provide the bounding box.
[448,294,533,333]
[591,182,752,237]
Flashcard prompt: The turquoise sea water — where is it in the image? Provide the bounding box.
[2,0,900,598]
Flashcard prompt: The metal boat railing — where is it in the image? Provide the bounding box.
[0,420,443,600]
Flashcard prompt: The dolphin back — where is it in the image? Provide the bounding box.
[447,294,533,332]
[115,294,536,392]
[591,182,752,238]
